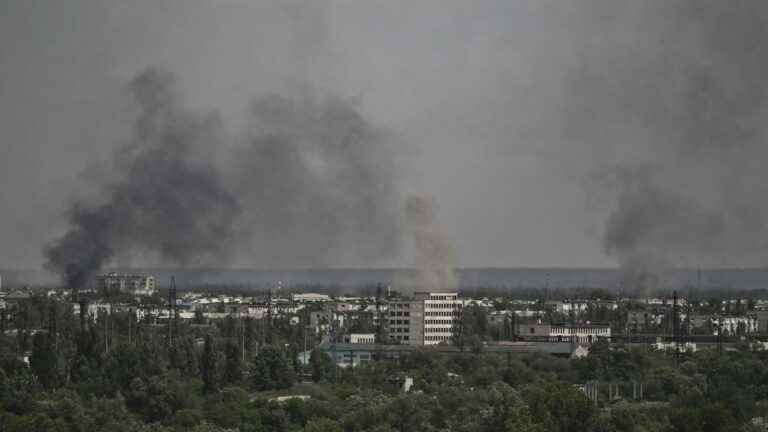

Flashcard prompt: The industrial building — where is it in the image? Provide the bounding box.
[320,341,576,367]
[97,272,156,297]
[516,322,611,344]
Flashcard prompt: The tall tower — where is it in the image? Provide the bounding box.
[672,290,680,364]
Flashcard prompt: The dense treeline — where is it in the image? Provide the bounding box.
[3,296,768,430]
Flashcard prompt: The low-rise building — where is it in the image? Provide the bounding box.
[546,300,589,315]
[292,293,331,303]
[714,316,757,336]
[516,322,611,343]
[343,333,375,344]
[72,302,112,320]
[550,324,611,343]
[654,341,697,353]
[487,310,513,326]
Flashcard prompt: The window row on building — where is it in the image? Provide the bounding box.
[425,311,460,317]
[425,319,456,325]
[550,326,610,336]
[425,326,454,333]
[389,320,410,325]
[425,303,461,309]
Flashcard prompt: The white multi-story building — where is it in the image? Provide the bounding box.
[387,292,462,346]
[420,292,462,345]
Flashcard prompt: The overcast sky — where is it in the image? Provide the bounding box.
[2,1,765,272]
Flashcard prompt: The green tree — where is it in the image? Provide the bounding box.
[251,346,294,391]
[201,335,219,395]
[388,393,430,432]
[29,332,59,389]
[193,309,206,325]
[223,341,243,385]
[104,344,144,391]
[453,304,488,353]
[523,381,596,432]
[309,348,332,382]
[305,418,343,432]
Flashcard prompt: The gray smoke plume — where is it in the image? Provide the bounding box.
[601,167,725,293]
[45,68,240,289]
[397,194,457,294]
[560,0,768,289]
[231,92,401,268]
[44,67,401,287]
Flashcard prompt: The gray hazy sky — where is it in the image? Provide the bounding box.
[3,1,763,271]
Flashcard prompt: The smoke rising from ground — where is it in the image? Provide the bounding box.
[44,68,400,288]
[44,69,240,289]
[397,194,457,294]
[561,0,768,289]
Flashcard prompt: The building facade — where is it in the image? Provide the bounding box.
[387,292,462,346]
[343,333,376,344]
[387,300,423,345]
[758,311,768,334]
[516,322,611,343]
[97,273,156,297]
[419,292,462,345]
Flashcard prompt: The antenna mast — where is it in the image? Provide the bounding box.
[168,276,177,347]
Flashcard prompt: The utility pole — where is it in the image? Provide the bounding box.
[697,267,702,295]
[303,318,308,365]
[375,283,382,344]
[717,313,723,356]
[168,276,177,347]
[673,291,680,365]
[104,311,109,354]
[79,296,87,332]
[241,315,245,363]
[266,288,273,345]
[48,302,58,351]
[128,307,133,345]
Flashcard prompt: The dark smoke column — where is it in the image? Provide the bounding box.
[44,68,239,291]
[558,0,768,288]
[232,92,401,268]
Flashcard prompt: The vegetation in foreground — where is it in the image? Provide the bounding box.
[2,297,768,431]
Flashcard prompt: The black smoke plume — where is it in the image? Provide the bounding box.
[45,68,240,289]
[45,68,401,288]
